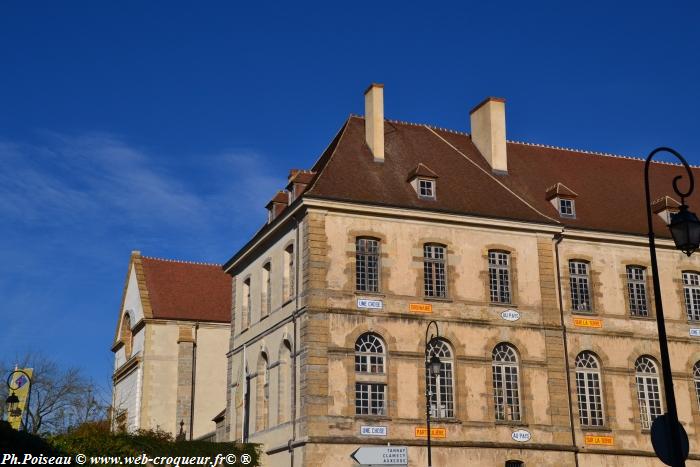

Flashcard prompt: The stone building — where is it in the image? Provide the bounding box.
[223,84,700,466]
[111,251,231,440]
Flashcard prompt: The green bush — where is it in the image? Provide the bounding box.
[1,421,260,467]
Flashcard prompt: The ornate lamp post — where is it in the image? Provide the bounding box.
[424,320,441,467]
[5,369,33,431]
[644,147,700,467]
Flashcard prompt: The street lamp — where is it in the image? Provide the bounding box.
[5,369,32,431]
[424,320,441,467]
[644,147,699,467]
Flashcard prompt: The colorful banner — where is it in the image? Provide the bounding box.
[7,368,33,430]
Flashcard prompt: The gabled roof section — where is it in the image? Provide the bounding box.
[407,163,438,181]
[545,182,578,200]
[113,251,153,345]
[265,190,289,209]
[140,255,232,323]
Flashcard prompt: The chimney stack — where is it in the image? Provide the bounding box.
[364,83,385,162]
[470,97,507,173]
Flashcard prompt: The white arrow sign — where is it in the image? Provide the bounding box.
[351,446,408,465]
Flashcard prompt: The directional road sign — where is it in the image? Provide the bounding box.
[350,446,408,465]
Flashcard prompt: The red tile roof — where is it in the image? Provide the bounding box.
[304,116,700,237]
[140,256,231,323]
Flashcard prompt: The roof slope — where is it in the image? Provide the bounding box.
[305,116,700,237]
[141,256,231,323]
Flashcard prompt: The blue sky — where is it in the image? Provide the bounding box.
[1,1,699,386]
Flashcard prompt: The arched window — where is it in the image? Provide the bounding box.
[278,340,292,424]
[693,362,700,411]
[256,353,269,431]
[505,461,524,467]
[120,313,132,358]
[575,352,604,426]
[355,333,387,415]
[635,356,662,429]
[492,343,521,421]
[355,333,385,373]
[424,244,447,298]
[356,237,380,292]
[427,339,454,418]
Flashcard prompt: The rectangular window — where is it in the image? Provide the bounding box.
[576,370,604,426]
[627,266,649,317]
[262,263,271,317]
[243,278,251,328]
[683,272,700,321]
[637,374,662,429]
[569,261,591,312]
[559,198,575,217]
[424,244,447,297]
[489,251,511,303]
[418,179,435,199]
[355,383,386,415]
[285,245,295,301]
[356,238,380,292]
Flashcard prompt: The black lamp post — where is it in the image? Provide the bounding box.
[644,147,700,467]
[424,320,441,467]
[5,369,33,431]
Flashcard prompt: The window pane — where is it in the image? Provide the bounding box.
[424,244,447,297]
[569,261,591,312]
[356,238,380,292]
[489,251,511,303]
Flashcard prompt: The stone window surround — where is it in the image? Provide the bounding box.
[481,245,519,308]
[345,230,391,295]
[562,255,601,315]
[621,261,655,320]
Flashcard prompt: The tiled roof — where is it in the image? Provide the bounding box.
[140,256,231,323]
[304,116,700,237]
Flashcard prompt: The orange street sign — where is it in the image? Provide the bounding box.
[409,303,432,313]
[585,435,614,446]
[573,318,602,328]
[414,427,446,438]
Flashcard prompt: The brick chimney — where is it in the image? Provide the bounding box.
[364,83,385,162]
[470,97,507,174]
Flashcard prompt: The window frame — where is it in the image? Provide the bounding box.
[355,237,380,293]
[423,243,447,298]
[492,343,522,422]
[694,362,700,412]
[683,271,700,321]
[489,250,512,304]
[355,382,387,416]
[626,265,649,317]
[426,338,455,419]
[242,277,252,329]
[569,260,592,313]
[284,244,295,302]
[635,356,663,430]
[575,352,605,427]
[355,333,386,374]
[418,178,436,200]
[558,197,576,218]
[262,262,272,318]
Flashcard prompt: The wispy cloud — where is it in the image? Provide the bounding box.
[0,132,287,379]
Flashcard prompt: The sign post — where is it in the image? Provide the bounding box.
[350,446,408,465]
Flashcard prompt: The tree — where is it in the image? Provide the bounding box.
[2,353,108,435]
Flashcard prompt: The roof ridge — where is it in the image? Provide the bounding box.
[141,255,222,267]
[354,115,698,168]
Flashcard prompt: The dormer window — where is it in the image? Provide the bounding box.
[559,198,575,218]
[407,163,438,200]
[418,179,435,199]
[546,182,578,219]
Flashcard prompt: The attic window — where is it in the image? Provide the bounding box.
[418,179,436,199]
[559,198,575,218]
